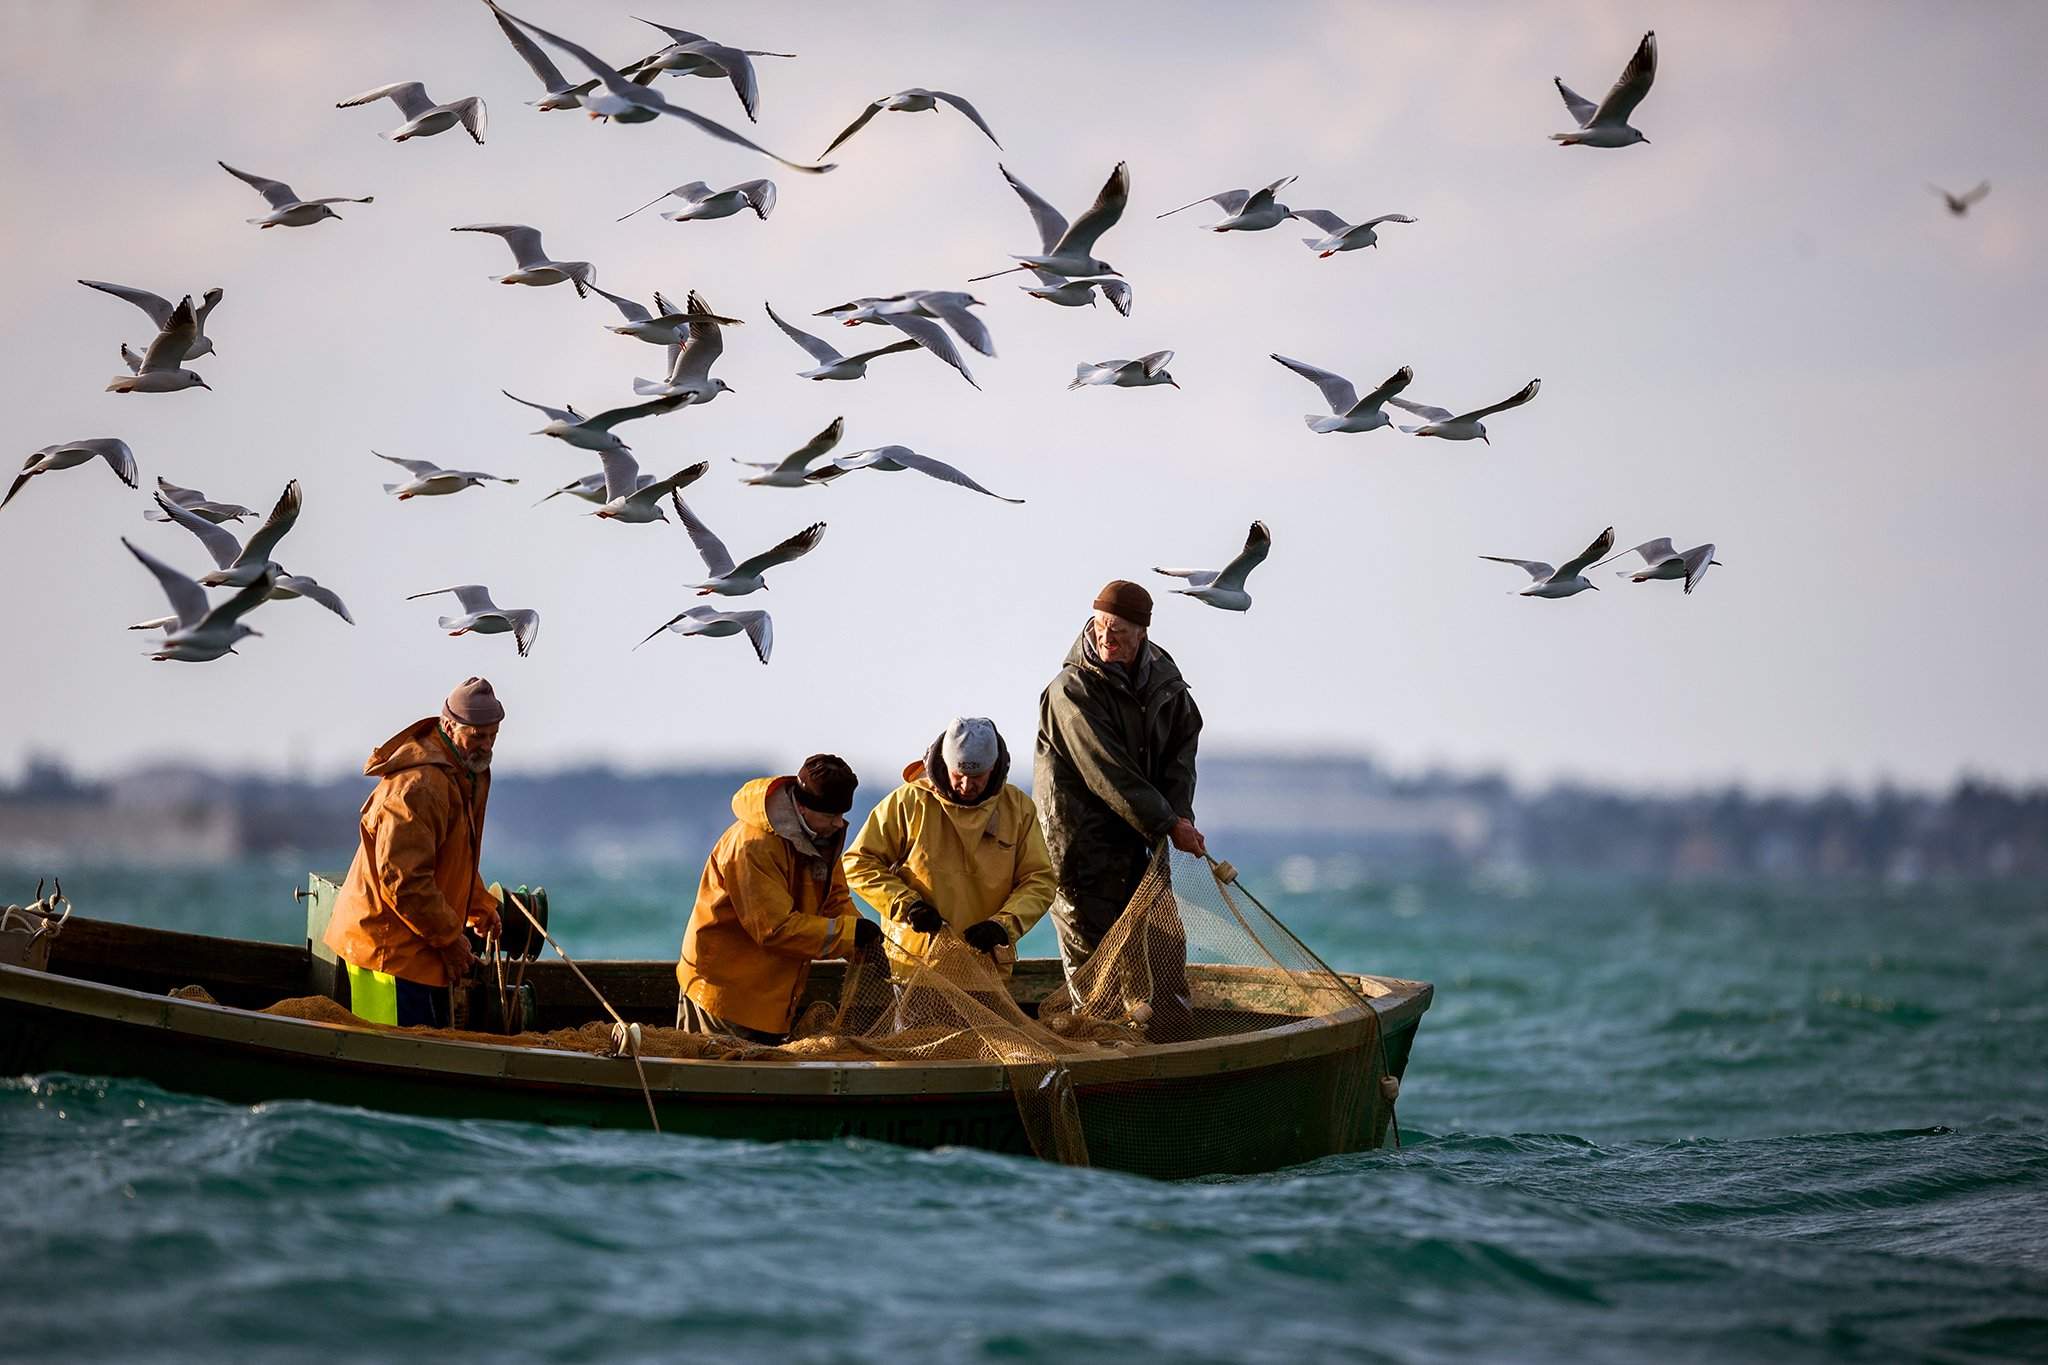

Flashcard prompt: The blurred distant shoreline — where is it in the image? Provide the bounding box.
[4,752,2042,883]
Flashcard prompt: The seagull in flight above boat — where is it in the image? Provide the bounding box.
[617,178,776,223]
[1070,351,1177,390]
[671,496,826,596]
[336,81,486,143]
[105,296,210,393]
[1481,527,1615,598]
[634,605,774,663]
[1590,538,1721,594]
[814,291,995,358]
[1155,521,1271,611]
[408,584,540,655]
[501,390,686,455]
[485,3,835,172]
[451,223,594,296]
[1387,379,1540,442]
[971,162,1129,283]
[622,17,795,123]
[765,305,920,382]
[1021,276,1132,315]
[144,480,354,622]
[818,88,1001,159]
[122,540,277,662]
[1158,176,1298,232]
[631,292,742,403]
[1271,356,1413,434]
[146,478,253,524]
[586,283,690,344]
[733,417,844,485]
[1551,30,1657,147]
[485,1,590,111]
[1292,210,1417,257]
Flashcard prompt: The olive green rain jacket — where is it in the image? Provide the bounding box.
[843,732,1056,974]
[1033,623,1202,946]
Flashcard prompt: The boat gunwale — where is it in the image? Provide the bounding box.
[0,953,1432,1100]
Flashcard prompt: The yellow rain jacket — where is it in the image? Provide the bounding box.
[843,736,1056,974]
[676,776,863,1036]
[325,718,499,988]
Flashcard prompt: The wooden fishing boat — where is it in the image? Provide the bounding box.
[0,906,1431,1180]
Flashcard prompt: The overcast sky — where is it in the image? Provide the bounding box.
[2,1,2043,795]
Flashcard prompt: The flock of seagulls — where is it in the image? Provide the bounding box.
[16,14,1991,667]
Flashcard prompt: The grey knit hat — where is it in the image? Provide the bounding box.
[941,717,1000,776]
[441,677,504,727]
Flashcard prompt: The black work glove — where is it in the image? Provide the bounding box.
[852,917,883,950]
[962,920,1010,953]
[905,901,946,935]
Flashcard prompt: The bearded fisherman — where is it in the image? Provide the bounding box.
[844,717,1056,975]
[325,678,504,1028]
[675,755,883,1044]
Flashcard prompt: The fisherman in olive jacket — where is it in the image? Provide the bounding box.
[1034,579,1206,985]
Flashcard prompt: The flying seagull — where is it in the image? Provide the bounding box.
[5,439,138,510]
[105,296,210,394]
[1070,351,1177,390]
[146,480,353,623]
[1929,181,1990,216]
[635,605,774,662]
[1482,527,1615,598]
[819,89,1000,160]
[1388,379,1540,442]
[594,453,708,522]
[972,162,1129,282]
[501,390,685,455]
[451,223,594,296]
[376,452,520,499]
[814,291,994,358]
[146,478,253,524]
[486,2,589,110]
[618,179,776,223]
[336,81,486,143]
[122,540,277,663]
[408,584,539,656]
[1591,538,1721,595]
[1022,276,1132,315]
[1158,175,1298,232]
[1271,356,1413,434]
[1155,521,1271,611]
[485,3,834,172]
[733,417,844,486]
[1552,31,1657,147]
[804,447,1023,503]
[219,161,373,228]
[79,280,223,360]
[623,18,795,122]
[1293,210,1417,257]
[671,497,826,596]
[631,292,741,403]
[587,283,690,344]
[765,304,920,381]
[533,471,609,506]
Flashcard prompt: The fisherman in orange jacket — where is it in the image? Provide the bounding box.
[325,678,504,1027]
[676,755,882,1044]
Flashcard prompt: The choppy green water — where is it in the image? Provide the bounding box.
[4,861,2045,1363]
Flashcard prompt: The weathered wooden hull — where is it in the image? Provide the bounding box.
[0,917,1431,1179]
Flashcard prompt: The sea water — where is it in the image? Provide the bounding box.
[2,860,2043,1363]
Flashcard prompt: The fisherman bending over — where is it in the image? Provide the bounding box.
[1035,582,1206,1027]
[844,717,1056,976]
[326,678,505,1027]
[676,755,882,1044]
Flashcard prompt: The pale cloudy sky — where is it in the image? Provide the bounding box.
[2,1,2043,793]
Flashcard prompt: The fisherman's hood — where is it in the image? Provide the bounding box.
[732,775,837,860]
[363,717,468,779]
[906,728,1012,806]
[1064,621,1184,695]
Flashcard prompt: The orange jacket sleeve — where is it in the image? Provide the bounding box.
[366,769,465,949]
[729,836,858,961]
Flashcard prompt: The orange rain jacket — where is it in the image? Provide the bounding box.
[676,776,863,1036]
[325,718,499,988]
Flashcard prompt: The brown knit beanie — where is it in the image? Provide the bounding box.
[793,754,858,814]
[441,677,504,727]
[1092,579,1152,628]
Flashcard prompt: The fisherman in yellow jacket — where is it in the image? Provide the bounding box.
[325,678,504,1027]
[676,755,881,1044]
[844,718,1056,974]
